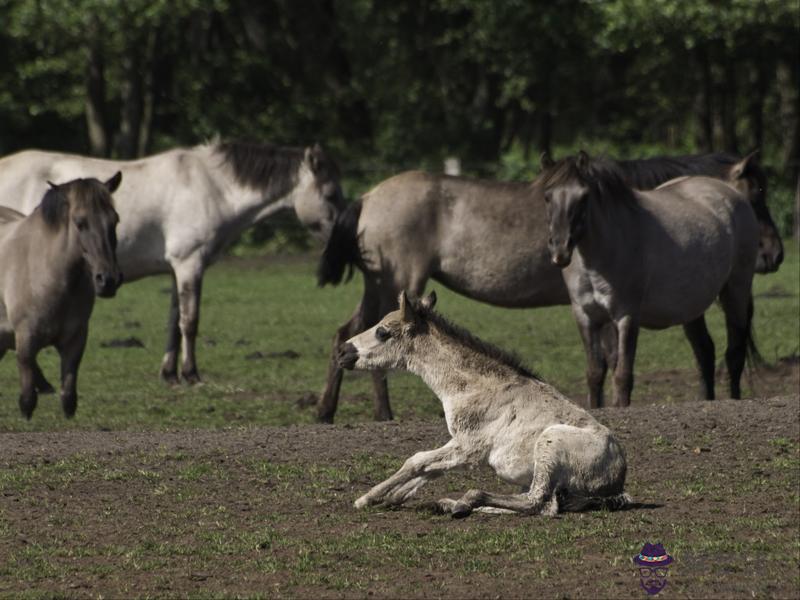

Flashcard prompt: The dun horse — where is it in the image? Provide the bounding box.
[542,152,759,407]
[317,151,779,422]
[0,140,343,384]
[338,291,630,517]
[0,174,122,418]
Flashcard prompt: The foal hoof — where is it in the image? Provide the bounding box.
[354,496,371,510]
[19,394,37,420]
[160,369,179,386]
[450,502,473,519]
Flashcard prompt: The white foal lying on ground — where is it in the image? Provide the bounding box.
[338,291,631,518]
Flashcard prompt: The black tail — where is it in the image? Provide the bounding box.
[745,296,764,369]
[317,200,363,286]
[560,492,633,513]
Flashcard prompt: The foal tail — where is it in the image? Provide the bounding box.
[317,199,363,286]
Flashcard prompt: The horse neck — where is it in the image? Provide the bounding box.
[578,190,641,270]
[200,145,300,226]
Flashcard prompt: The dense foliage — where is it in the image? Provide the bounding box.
[1,0,797,235]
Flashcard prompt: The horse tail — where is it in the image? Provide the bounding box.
[317,199,363,286]
[745,295,764,369]
[560,491,633,513]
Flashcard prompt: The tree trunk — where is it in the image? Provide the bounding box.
[85,20,109,157]
[115,37,144,159]
[720,54,739,153]
[694,45,714,153]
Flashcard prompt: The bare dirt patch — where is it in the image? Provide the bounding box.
[1,395,798,598]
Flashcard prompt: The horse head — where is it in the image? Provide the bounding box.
[726,150,783,273]
[43,173,123,297]
[292,143,345,242]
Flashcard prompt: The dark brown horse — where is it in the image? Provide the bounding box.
[542,152,758,407]
[0,174,122,418]
[317,151,779,422]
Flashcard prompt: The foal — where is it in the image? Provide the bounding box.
[0,174,122,418]
[339,291,630,517]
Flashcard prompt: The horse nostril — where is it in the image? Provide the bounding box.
[95,273,105,284]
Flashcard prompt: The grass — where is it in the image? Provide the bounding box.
[0,241,798,430]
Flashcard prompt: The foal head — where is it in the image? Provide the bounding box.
[338,291,437,372]
[41,172,123,297]
[293,143,346,241]
[725,150,783,273]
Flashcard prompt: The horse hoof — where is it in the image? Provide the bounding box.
[354,496,370,510]
[36,382,56,395]
[182,371,202,385]
[62,396,77,418]
[19,397,36,420]
[160,370,179,385]
[450,502,473,519]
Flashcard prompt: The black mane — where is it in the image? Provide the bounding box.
[615,152,745,190]
[40,186,67,226]
[542,154,639,209]
[415,300,539,380]
[216,140,304,192]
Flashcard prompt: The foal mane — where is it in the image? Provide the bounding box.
[414,300,539,380]
[541,154,639,209]
[216,139,305,192]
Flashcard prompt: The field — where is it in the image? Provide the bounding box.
[1,243,798,598]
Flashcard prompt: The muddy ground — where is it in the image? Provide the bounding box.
[2,387,799,599]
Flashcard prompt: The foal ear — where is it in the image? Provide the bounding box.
[419,290,437,311]
[540,151,555,170]
[729,149,759,181]
[398,290,415,324]
[105,171,122,193]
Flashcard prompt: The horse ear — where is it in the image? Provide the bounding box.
[419,290,437,311]
[576,150,590,171]
[730,149,759,180]
[47,180,58,189]
[398,290,415,323]
[540,151,554,170]
[305,144,322,173]
[105,171,122,193]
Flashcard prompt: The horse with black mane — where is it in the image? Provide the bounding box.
[541,152,759,407]
[317,150,777,421]
[0,175,122,419]
[0,140,344,385]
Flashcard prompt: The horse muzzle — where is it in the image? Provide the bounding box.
[337,342,359,370]
[94,271,122,298]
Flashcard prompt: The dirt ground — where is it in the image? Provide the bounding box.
[1,390,799,597]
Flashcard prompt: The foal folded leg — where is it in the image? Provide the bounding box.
[683,315,716,399]
[355,440,468,509]
[159,276,181,384]
[57,325,88,418]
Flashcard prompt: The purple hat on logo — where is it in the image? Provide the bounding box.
[633,543,674,567]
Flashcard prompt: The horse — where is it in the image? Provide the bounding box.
[316,150,778,422]
[541,151,759,408]
[338,291,631,517]
[0,140,344,384]
[0,174,122,419]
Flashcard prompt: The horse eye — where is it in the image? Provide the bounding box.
[74,218,88,231]
[375,327,391,342]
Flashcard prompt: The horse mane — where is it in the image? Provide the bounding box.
[40,186,68,226]
[39,179,115,228]
[216,139,305,191]
[414,299,539,380]
[542,154,639,209]
[615,152,753,189]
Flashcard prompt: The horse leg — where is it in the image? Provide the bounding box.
[172,259,204,385]
[719,285,754,399]
[354,440,467,509]
[574,309,607,408]
[611,315,639,407]
[159,275,181,384]
[317,302,365,423]
[15,336,38,419]
[683,315,716,400]
[32,359,55,394]
[56,326,88,418]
